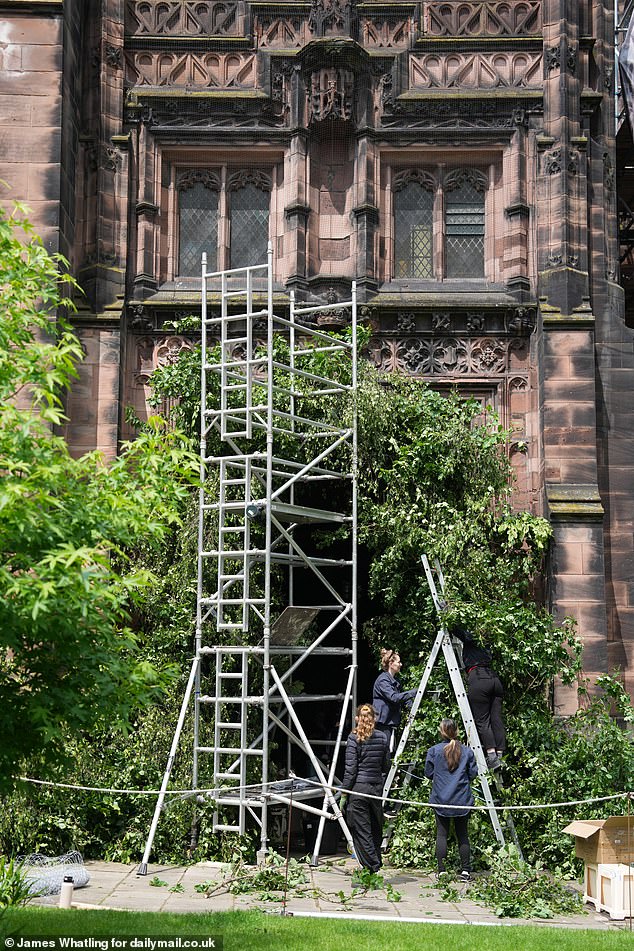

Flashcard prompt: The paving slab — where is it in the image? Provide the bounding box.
[29,857,629,931]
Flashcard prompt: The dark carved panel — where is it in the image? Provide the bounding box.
[126,1,240,36]
[423,1,542,37]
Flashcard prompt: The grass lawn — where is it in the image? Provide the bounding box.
[1,908,630,951]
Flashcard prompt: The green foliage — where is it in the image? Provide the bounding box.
[0,856,36,908]
[0,203,199,791]
[468,844,583,919]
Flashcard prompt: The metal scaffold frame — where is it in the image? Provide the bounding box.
[139,247,358,873]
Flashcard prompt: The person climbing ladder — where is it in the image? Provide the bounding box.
[451,625,506,771]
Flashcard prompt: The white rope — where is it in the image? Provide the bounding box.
[297,776,634,812]
[18,774,633,812]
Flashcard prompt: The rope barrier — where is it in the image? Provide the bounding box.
[17,774,634,813]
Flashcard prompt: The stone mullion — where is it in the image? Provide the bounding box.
[132,118,159,294]
[284,131,310,292]
[503,127,530,291]
[352,134,379,297]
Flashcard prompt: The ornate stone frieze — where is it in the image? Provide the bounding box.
[361,16,410,49]
[125,1,240,37]
[309,68,354,122]
[410,52,541,90]
[125,95,287,129]
[125,51,256,88]
[257,15,308,48]
[380,98,537,130]
[368,336,509,375]
[423,1,541,38]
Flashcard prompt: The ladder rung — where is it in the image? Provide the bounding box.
[213,824,241,832]
[214,772,243,780]
[219,672,243,679]
[217,723,243,729]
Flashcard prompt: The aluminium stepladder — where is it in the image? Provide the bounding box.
[381,554,522,855]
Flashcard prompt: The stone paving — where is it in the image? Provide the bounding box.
[32,854,630,931]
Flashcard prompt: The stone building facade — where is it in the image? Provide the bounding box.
[1,0,633,710]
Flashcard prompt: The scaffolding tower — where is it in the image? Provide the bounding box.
[139,248,358,873]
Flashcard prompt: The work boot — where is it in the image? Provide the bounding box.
[486,752,502,770]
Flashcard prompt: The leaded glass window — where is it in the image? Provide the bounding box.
[445,174,485,279]
[230,183,270,270]
[178,178,219,276]
[394,180,434,278]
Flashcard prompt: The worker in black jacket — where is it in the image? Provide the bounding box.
[452,626,506,770]
[372,647,417,749]
[342,703,390,872]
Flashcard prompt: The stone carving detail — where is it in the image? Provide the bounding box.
[566,45,577,74]
[393,168,436,192]
[227,169,272,191]
[410,51,541,89]
[446,167,487,193]
[126,1,240,36]
[381,99,528,129]
[308,0,354,36]
[257,15,307,47]
[431,313,451,331]
[506,307,536,334]
[309,68,354,122]
[466,314,485,333]
[126,51,256,88]
[361,16,410,48]
[545,250,563,267]
[397,313,416,332]
[603,152,615,192]
[369,337,508,375]
[177,169,220,191]
[604,65,614,90]
[545,46,560,73]
[424,1,541,37]
[543,147,562,175]
[133,335,193,386]
[103,147,122,172]
[105,44,122,69]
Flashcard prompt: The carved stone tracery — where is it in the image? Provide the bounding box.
[369,336,509,376]
[125,1,240,37]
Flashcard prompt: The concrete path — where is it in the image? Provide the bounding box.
[33,855,629,931]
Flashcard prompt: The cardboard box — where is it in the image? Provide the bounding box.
[562,816,634,865]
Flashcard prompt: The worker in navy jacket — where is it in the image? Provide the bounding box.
[425,718,478,880]
[372,648,417,748]
[342,703,390,872]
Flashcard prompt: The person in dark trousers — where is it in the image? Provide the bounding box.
[452,626,506,770]
[372,648,417,749]
[341,703,390,873]
[425,718,478,881]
